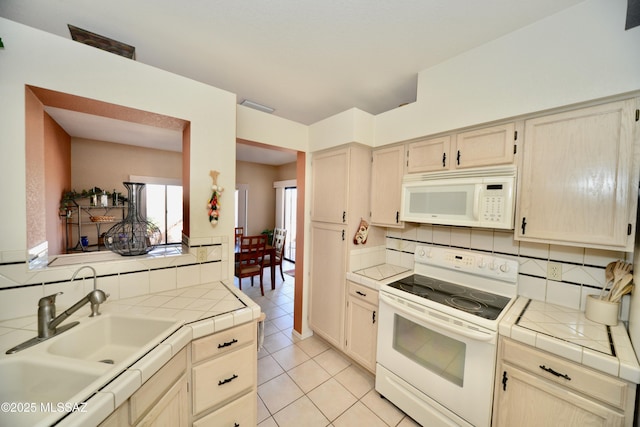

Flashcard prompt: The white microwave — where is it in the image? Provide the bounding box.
[400,165,516,229]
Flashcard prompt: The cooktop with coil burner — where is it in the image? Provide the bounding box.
[387,274,512,320]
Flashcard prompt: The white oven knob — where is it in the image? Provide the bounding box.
[418,249,426,257]
[477,258,486,268]
[489,261,496,270]
[499,263,509,273]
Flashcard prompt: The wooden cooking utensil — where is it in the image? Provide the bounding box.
[599,261,617,300]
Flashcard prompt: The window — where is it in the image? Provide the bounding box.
[145,183,183,245]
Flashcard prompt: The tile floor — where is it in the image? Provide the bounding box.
[234,261,421,427]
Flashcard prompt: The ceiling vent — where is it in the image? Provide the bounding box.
[68,25,135,59]
[240,100,275,114]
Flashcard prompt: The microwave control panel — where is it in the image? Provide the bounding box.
[480,184,506,223]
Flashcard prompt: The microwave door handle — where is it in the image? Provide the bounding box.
[380,293,495,342]
[472,185,482,220]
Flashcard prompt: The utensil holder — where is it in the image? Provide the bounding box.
[585,294,619,326]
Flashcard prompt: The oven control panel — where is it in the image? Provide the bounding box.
[414,245,518,283]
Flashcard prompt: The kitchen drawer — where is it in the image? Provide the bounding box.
[193,390,256,427]
[501,338,629,409]
[192,321,254,363]
[192,343,255,415]
[348,281,378,306]
[128,347,187,425]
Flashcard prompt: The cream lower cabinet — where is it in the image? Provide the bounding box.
[309,222,347,349]
[344,281,378,373]
[516,98,639,251]
[493,338,635,427]
[191,322,257,426]
[99,347,189,427]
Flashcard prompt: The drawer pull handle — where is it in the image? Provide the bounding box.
[356,291,367,297]
[218,338,238,349]
[218,374,238,386]
[539,365,571,381]
[234,424,239,427]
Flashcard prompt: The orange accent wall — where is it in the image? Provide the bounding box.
[25,87,46,250]
[293,151,306,335]
[44,112,71,256]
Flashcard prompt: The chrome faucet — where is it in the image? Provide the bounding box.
[5,267,109,354]
[70,265,98,291]
[37,289,108,339]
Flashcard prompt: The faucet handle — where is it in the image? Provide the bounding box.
[39,292,63,307]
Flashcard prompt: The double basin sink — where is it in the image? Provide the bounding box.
[0,313,182,426]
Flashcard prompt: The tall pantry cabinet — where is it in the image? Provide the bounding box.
[309,144,373,349]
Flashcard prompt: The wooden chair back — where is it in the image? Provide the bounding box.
[235,234,267,295]
[234,227,244,246]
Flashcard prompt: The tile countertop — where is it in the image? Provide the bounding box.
[500,297,640,384]
[346,263,412,290]
[0,280,261,427]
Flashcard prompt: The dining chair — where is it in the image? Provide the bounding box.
[234,234,267,295]
[265,228,287,282]
[234,227,244,246]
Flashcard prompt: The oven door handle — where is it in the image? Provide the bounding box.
[380,293,495,342]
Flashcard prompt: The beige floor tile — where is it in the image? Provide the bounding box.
[398,415,422,426]
[296,335,330,358]
[258,416,278,427]
[258,373,304,414]
[262,330,294,353]
[263,320,280,337]
[307,378,357,421]
[272,343,311,371]
[360,389,405,426]
[332,401,387,427]
[314,348,351,376]
[257,395,270,423]
[287,359,332,393]
[334,365,375,399]
[273,396,330,427]
[271,313,294,330]
[258,354,285,385]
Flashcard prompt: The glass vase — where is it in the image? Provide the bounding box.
[104,182,162,256]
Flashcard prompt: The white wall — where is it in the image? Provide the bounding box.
[375,0,640,145]
[0,18,240,318]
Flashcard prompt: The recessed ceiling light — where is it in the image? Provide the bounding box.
[240,100,275,114]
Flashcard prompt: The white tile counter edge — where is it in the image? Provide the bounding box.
[10,280,262,427]
[500,296,640,384]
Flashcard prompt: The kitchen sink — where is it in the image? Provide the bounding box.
[46,313,182,364]
[0,357,103,403]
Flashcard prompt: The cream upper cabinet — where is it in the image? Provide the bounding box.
[516,99,639,251]
[344,281,378,373]
[493,338,634,427]
[406,136,451,173]
[454,123,516,169]
[310,148,349,223]
[370,145,405,227]
[406,123,516,173]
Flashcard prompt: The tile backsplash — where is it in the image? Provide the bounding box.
[352,223,633,320]
[0,240,228,322]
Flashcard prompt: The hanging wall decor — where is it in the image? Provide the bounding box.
[208,170,224,225]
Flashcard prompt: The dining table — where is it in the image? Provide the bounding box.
[235,243,277,289]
